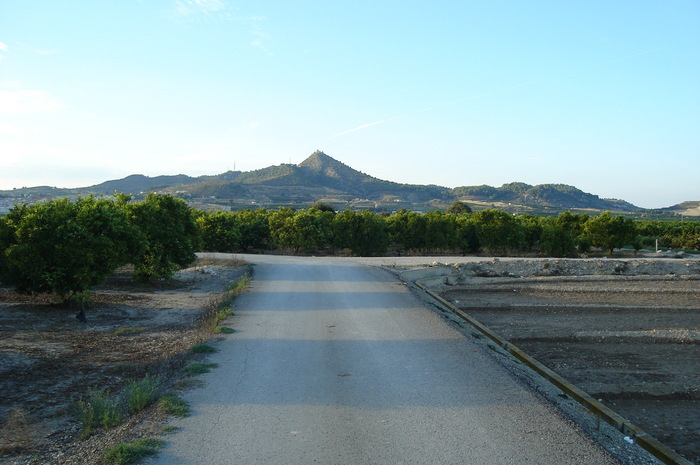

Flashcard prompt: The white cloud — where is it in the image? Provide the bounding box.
[0,42,8,52]
[0,89,60,114]
[250,24,274,55]
[172,0,230,21]
[0,123,27,136]
[167,1,274,53]
[32,48,57,56]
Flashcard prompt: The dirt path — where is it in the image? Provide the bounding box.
[0,257,248,464]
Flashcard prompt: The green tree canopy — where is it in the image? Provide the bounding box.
[331,210,388,256]
[127,193,201,281]
[386,210,426,252]
[236,208,272,250]
[196,210,241,252]
[446,201,472,215]
[2,196,138,301]
[583,211,637,254]
[471,209,526,254]
[269,208,334,252]
[539,218,577,257]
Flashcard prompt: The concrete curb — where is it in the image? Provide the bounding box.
[408,271,692,465]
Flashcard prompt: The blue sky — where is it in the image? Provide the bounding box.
[1,0,698,208]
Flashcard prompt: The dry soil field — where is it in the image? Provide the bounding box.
[431,258,700,463]
[0,258,248,465]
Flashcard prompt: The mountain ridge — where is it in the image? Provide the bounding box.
[0,151,696,215]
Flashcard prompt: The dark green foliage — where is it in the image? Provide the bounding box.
[386,210,426,252]
[184,362,219,376]
[422,211,459,250]
[584,211,637,254]
[540,221,577,257]
[331,210,389,256]
[452,184,501,199]
[104,438,164,465]
[75,390,122,437]
[455,215,480,253]
[637,219,700,249]
[516,214,544,250]
[555,211,589,238]
[125,377,160,413]
[214,326,235,334]
[2,196,137,301]
[236,208,271,250]
[127,193,202,281]
[0,214,16,284]
[446,201,472,215]
[309,201,336,213]
[158,395,190,417]
[190,343,218,354]
[269,207,334,252]
[452,183,637,211]
[470,209,527,254]
[196,210,241,252]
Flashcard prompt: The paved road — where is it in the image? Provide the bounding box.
[149,255,619,464]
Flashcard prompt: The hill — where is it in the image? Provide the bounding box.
[2,151,696,215]
[659,201,700,217]
[452,182,638,212]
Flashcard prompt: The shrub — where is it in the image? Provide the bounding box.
[214,326,235,334]
[190,343,218,354]
[75,390,122,437]
[184,362,219,376]
[158,395,190,417]
[104,438,164,465]
[125,377,160,413]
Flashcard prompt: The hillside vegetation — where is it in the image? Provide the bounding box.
[1,151,696,216]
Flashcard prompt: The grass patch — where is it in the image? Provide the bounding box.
[217,273,251,314]
[214,308,233,326]
[184,362,219,376]
[160,425,179,434]
[0,407,34,453]
[158,395,190,418]
[74,390,122,438]
[229,273,251,296]
[125,377,160,413]
[190,343,218,354]
[214,326,234,334]
[114,327,144,337]
[104,438,164,465]
[201,271,250,334]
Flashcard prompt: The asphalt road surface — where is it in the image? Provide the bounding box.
[148,255,619,464]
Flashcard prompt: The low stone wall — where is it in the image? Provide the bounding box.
[396,257,700,287]
[456,257,700,279]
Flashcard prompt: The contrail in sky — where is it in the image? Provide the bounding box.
[328,79,538,139]
[329,46,665,140]
[330,116,403,138]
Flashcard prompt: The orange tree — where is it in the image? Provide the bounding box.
[0,196,138,302]
[127,193,201,281]
[331,210,388,256]
[583,212,637,254]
